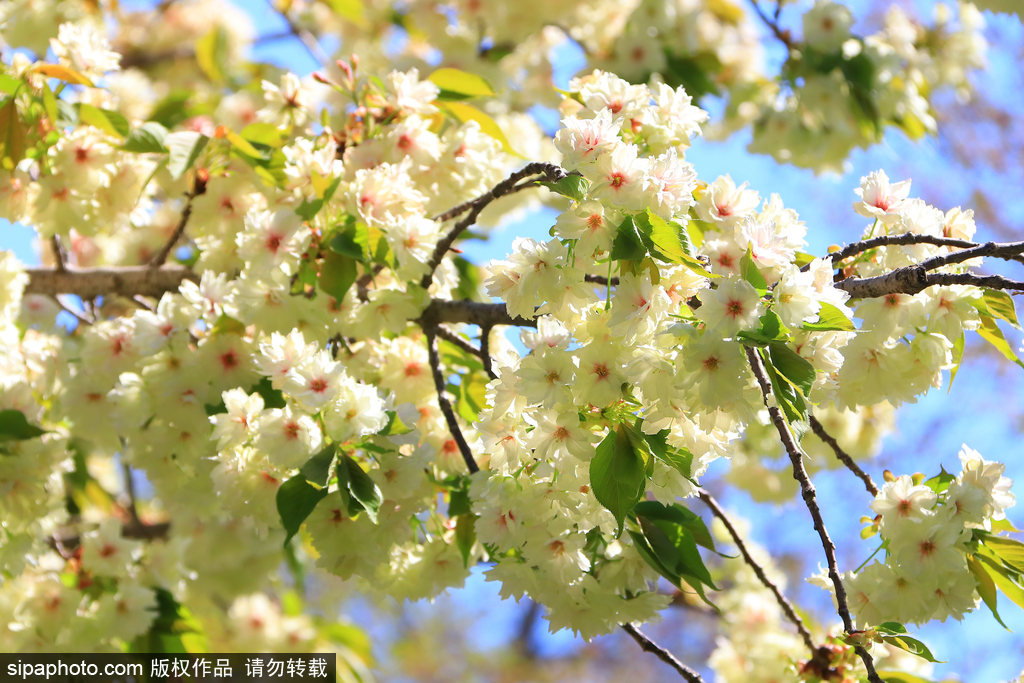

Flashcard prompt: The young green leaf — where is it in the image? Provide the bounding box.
[634,500,716,553]
[968,555,1010,631]
[948,331,965,393]
[538,175,590,202]
[740,245,767,297]
[318,252,359,303]
[981,535,1024,574]
[768,342,816,396]
[165,131,209,180]
[330,219,370,261]
[440,102,521,157]
[77,103,131,138]
[642,429,694,480]
[738,310,790,345]
[277,475,329,546]
[299,443,338,488]
[429,68,496,98]
[610,216,649,262]
[121,121,169,154]
[977,315,1024,369]
[0,409,47,442]
[341,454,382,524]
[984,289,1020,329]
[801,302,855,332]
[590,425,650,535]
[455,513,476,568]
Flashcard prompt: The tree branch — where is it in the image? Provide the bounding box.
[698,492,816,651]
[425,299,537,328]
[51,236,66,272]
[822,234,1024,269]
[479,324,496,380]
[268,0,331,65]
[24,266,198,299]
[149,190,196,268]
[420,162,567,288]
[436,325,483,358]
[808,415,879,497]
[746,0,794,50]
[835,266,1024,298]
[422,325,480,474]
[744,347,882,683]
[620,623,705,683]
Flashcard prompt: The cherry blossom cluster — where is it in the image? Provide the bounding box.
[841,446,1015,626]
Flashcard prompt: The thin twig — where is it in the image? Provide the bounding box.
[52,296,93,326]
[436,325,484,358]
[620,624,705,683]
[149,191,196,268]
[698,492,816,651]
[744,347,883,683]
[269,0,331,65]
[51,236,66,272]
[421,162,566,288]
[479,324,496,380]
[122,462,141,527]
[585,274,619,286]
[423,325,480,474]
[809,415,880,497]
[746,0,794,49]
[820,234,1024,270]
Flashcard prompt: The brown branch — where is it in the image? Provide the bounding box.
[436,325,483,357]
[24,266,198,299]
[423,325,479,474]
[698,492,816,652]
[809,415,880,497]
[420,162,567,288]
[823,235,1024,269]
[585,274,619,286]
[744,347,882,683]
[835,266,1024,298]
[51,236,66,272]
[149,191,196,268]
[425,299,537,328]
[268,0,330,66]
[620,624,705,683]
[746,0,794,49]
[479,324,496,380]
[53,296,93,326]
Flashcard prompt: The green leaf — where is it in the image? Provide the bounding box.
[379,410,413,436]
[590,425,649,535]
[32,63,94,86]
[77,103,130,138]
[611,216,649,262]
[538,175,589,202]
[440,101,522,158]
[318,251,359,303]
[322,0,368,26]
[740,245,767,297]
[295,197,324,221]
[738,310,789,345]
[768,342,816,396]
[0,74,20,95]
[121,121,169,154]
[453,256,482,301]
[977,314,1024,369]
[330,218,370,261]
[878,636,944,664]
[981,535,1024,574]
[0,97,27,169]
[165,131,208,180]
[195,26,229,83]
[992,519,1022,534]
[448,485,472,517]
[634,210,715,278]
[976,550,1024,611]
[225,129,265,159]
[250,376,287,409]
[760,349,809,436]
[148,91,194,129]
[968,555,1011,631]
[923,467,955,495]
[277,475,329,546]
[0,409,46,442]
[948,331,965,393]
[41,82,58,124]
[341,454,382,523]
[801,302,855,332]
[984,289,1020,329]
[642,429,694,480]
[877,673,942,683]
[455,513,476,567]
[793,251,815,267]
[875,622,908,635]
[240,122,287,148]
[456,372,489,423]
[429,68,495,98]
[300,443,338,488]
[634,500,715,553]
[636,514,718,589]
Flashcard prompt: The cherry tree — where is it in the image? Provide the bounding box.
[0,0,1023,680]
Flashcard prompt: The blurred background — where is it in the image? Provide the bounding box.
[3,0,1023,680]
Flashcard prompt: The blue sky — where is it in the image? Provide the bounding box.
[3,1,1023,679]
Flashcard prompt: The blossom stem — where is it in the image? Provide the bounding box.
[809,415,880,497]
[149,189,197,268]
[744,347,883,683]
[620,623,705,683]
